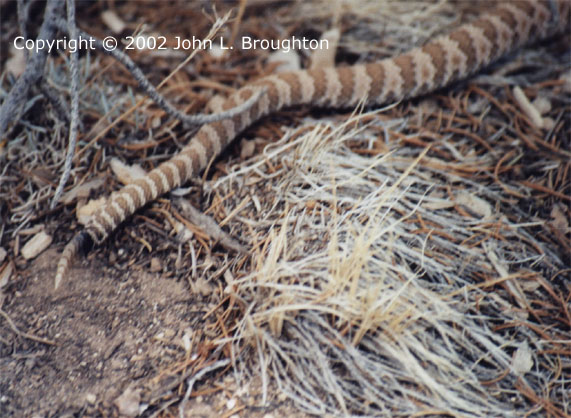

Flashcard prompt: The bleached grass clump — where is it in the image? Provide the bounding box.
[213,110,559,416]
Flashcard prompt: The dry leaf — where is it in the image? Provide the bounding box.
[561,69,571,93]
[512,341,533,375]
[110,158,146,185]
[310,28,339,69]
[0,261,13,288]
[240,139,256,159]
[531,96,551,115]
[101,10,126,33]
[549,204,569,232]
[61,178,104,204]
[513,86,543,129]
[6,46,26,77]
[268,48,301,73]
[455,192,492,218]
[21,232,52,260]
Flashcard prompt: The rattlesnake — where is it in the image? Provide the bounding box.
[55,0,570,288]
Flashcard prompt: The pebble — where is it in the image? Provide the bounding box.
[150,257,162,272]
[114,387,141,417]
[85,393,96,404]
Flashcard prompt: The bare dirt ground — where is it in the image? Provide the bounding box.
[3,250,304,417]
[4,250,308,417]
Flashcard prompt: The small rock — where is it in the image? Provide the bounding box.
[226,398,237,410]
[418,98,438,114]
[240,139,256,159]
[85,393,97,404]
[175,222,193,243]
[150,257,161,272]
[550,204,569,232]
[183,401,214,416]
[209,44,226,59]
[0,247,6,264]
[114,387,141,417]
[542,117,555,131]
[192,277,214,297]
[532,96,551,115]
[151,116,162,128]
[21,231,52,260]
[182,331,192,352]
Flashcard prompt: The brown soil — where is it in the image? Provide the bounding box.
[2,249,305,417]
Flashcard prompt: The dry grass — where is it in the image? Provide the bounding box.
[217,109,569,415]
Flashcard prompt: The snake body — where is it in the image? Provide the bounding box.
[55,1,570,287]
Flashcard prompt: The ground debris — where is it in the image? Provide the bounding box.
[21,231,52,260]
